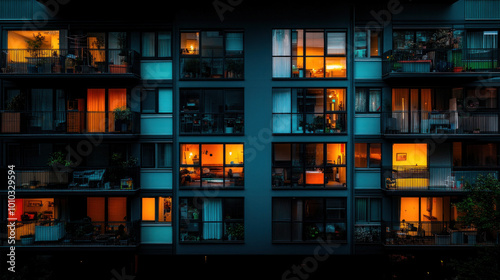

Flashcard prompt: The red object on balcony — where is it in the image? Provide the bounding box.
[109,65,127,73]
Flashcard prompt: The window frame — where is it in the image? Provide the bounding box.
[179,88,244,135]
[271,142,347,189]
[272,87,347,134]
[141,143,173,169]
[140,88,173,114]
[272,28,347,79]
[355,88,382,113]
[179,29,244,80]
[141,31,172,59]
[141,196,173,224]
[354,28,382,59]
[355,197,382,224]
[355,143,382,168]
[179,197,244,243]
[179,143,245,189]
[272,197,347,243]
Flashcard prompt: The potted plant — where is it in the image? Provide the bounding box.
[113,106,132,132]
[26,32,45,73]
[226,223,244,241]
[47,151,73,168]
[2,92,25,133]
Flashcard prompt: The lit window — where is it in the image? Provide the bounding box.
[272,29,346,78]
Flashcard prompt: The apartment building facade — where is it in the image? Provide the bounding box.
[0,0,499,277]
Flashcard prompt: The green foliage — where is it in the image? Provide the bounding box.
[47,151,72,167]
[454,174,500,232]
[113,106,133,121]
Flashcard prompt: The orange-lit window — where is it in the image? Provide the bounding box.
[142,197,172,223]
[142,198,156,221]
[393,143,427,167]
[355,143,381,168]
[180,143,244,188]
[180,32,199,55]
[273,29,346,78]
[7,30,60,62]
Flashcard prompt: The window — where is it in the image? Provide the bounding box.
[355,143,381,168]
[355,88,381,113]
[180,88,244,134]
[272,143,347,188]
[142,31,172,58]
[272,198,347,242]
[141,88,173,113]
[354,29,381,58]
[142,197,172,223]
[141,143,173,168]
[180,144,244,188]
[272,88,346,134]
[272,29,346,78]
[355,198,381,223]
[180,30,244,79]
[179,197,244,242]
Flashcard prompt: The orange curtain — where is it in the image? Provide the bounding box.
[108,89,127,132]
[87,89,106,132]
[108,197,127,222]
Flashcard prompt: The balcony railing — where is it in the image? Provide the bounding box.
[272,113,347,134]
[0,49,140,75]
[180,113,244,134]
[383,221,497,246]
[1,220,139,246]
[384,166,499,191]
[0,111,140,134]
[383,111,499,134]
[179,220,244,242]
[0,166,139,191]
[383,48,500,75]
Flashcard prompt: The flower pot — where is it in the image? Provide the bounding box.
[453,67,463,72]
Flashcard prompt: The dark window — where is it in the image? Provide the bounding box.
[141,143,155,168]
[179,197,244,242]
[355,143,381,168]
[355,88,381,113]
[272,197,347,242]
[180,89,244,134]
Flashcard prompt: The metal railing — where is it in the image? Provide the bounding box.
[384,166,499,191]
[383,48,500,75]
[179,220,244,242]
[0,166,139,190]
[180,113,244,134]
[382,111,499,134]
[1,220,139,246]
[0,110,140,134]
[0,49,140,75]
[272,113,347,134]
[383,221,497,246]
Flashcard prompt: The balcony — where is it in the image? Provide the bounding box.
[272,113,347,134]
[382,111,499,135]
[0,110,140,134]
[0,49,140,78]
[382,48,500,80]
[179,220,244,243]
[1,166,139,192]
[384,166,499,191]
[1,220,139,247]
[383,221,497,246]
[180,113,244,135]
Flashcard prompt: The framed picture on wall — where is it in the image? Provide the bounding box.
[396,153,407,161]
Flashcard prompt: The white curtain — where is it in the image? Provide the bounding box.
[272,30,291,77]
[369,90,381,112]
[355,89,367,112]
[203,198,222,240]
[273,89,291,133]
